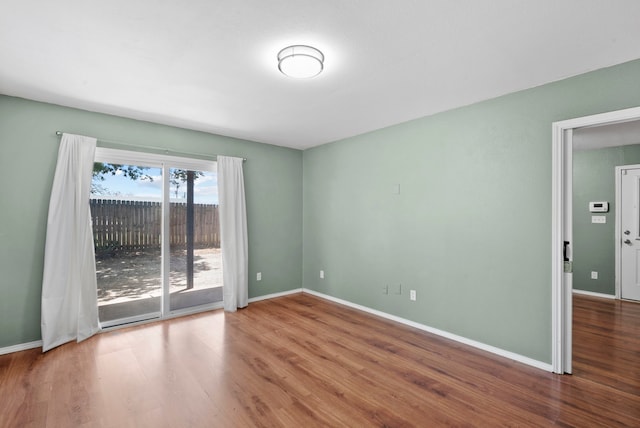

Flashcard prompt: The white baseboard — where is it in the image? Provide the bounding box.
[249,288,303,303]
[2,287,553,371]
[0,340,42,356]
[572,289,616,299]
[302,288,553,372]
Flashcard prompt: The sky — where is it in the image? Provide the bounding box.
[91,166,219,204]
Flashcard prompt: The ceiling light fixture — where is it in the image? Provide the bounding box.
[277,45,324,78]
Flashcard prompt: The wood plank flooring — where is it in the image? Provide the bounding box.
[1,293,638,427]
[572,295,640,396]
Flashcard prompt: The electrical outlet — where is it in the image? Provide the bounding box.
[591,271,598,280]
[257,272,262,281]
[320,270,325,279]
[410,290,417,301]
[382,285,388,295]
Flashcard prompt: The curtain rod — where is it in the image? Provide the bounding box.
[55,131,247,162]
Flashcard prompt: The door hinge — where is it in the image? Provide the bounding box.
[563,261,573,273]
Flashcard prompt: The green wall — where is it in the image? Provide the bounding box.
[573,145,640,295]
[0,95,303,348]
[5,59,640,362]
[303,59,640,364]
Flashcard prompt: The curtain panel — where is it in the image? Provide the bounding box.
[41,133,100,352]
[218,156,248,312]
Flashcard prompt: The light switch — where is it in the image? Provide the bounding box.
[591,216,606,224]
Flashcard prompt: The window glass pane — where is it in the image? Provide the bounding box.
[169,169,222,311]
[91,163,163,325]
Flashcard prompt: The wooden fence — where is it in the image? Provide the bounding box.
[90,199,220,252]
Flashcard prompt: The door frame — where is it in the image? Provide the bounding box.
[93,147,221,328]
[551,106,640,374]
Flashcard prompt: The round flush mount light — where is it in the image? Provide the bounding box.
[277,45,324,78]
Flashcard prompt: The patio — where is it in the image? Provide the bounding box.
[95,247,223,321]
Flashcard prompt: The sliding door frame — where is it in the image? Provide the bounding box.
[93,147,221,327]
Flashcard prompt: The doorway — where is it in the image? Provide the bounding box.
[552,106,640,374]
[92,147,223,328]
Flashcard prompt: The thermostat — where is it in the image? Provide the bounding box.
[589,202,609,213]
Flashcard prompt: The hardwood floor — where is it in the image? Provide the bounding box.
[572,294,640,396]
[1,293,638,427]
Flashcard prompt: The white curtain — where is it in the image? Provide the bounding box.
[218,156,248,312]
[41,133,100,352]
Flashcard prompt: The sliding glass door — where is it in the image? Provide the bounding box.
[91,149,221,327]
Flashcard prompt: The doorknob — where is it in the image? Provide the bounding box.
[624,230,631,235]
[624,239,632,245]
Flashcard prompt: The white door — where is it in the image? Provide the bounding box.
[620,166,640,301]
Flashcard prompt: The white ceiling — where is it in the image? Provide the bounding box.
[2,1,640,150]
